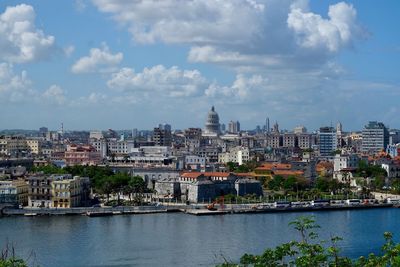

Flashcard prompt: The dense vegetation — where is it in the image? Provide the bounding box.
[218,216,400,267]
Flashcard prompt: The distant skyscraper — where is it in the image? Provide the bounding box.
[228,120,240,134]
[204,106,220,136]
[318,126,337,156]
[266,117,270,133]
[362,121,389,154]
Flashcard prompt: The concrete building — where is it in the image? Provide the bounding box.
[362,121,389,154]
[156,172,262,203]
[228,121,240,134]
[184,128,202,152]
[51,175,90,208]
[28,174,53,208]
[28,174,90,208]
[204,106,220,136]
[218,146,249,165]
[381,162,400,179]
[294,126,307,134]
[64,144,102,166]
[283,133,298,148]
[333,154,360,172]
[0,136,28,157]
[297,134,312,149]
[26,138,41,155]
[0,179,28,206]
[266,134,282,148]
[153,126,172,146]
[318,127,337,156]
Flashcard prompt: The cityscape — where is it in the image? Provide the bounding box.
[1,1,400,267]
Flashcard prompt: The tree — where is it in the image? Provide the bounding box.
[128,176,146,204]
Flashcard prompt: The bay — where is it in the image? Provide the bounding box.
[0,208,399,266]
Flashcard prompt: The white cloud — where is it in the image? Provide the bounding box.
[287,2,360,52]
[71,43,123,73]
[0,4,55,63]
[92,0,264,46]
[0,62,33,102]
[107,65,208,97]
[42,84,66,105]
[92,0,365,73]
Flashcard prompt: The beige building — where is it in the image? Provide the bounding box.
[26,139,41,155]
[52,175,90,208]
[0,136,28,157]
[218,146,249,165]
[28,174,90,208]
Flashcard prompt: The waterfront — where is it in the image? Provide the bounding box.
[1,208,400,266]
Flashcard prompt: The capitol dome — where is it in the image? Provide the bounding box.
[204,106,220,135]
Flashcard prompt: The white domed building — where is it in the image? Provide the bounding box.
[204,106,221,136]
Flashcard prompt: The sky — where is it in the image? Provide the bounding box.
[0,0,399,132]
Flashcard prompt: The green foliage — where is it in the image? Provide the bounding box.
[217,216,400,267]
[356,161,387,179]
[0,258,28,267]
[226,160,259,173]
[32,164,67,174]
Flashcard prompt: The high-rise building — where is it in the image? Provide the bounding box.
[228,120,240,134]
[153,126,172,146]
[336,122,343,148]
[265,117,270,133]
[204,106,220,136]
[318,127,337,156]
[361,121,389,154]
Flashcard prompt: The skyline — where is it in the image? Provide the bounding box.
[0,0,399,131]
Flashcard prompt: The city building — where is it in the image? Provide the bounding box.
[28,174,90,208]
[64,144,102,166]
[227,120,240,134]
[155,172,262,203]
[294,126,307,134]
[51,175,90,208]
[0,179,28,206]
[318,127,337,156]
[218,146,249,165]
[361,121,389,154]
[283,133,298,148]
[153,126,172,146]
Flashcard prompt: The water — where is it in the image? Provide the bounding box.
[0,208,399,266]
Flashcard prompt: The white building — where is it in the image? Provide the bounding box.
[218,146,249,165]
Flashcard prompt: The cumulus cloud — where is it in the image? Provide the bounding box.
[287,2,360,52]
[92,0,264,46]
[0,4,55,63]
[0,62,33,102]
[107,65,208,97]
[92,0,365,73]
[42,84,66,105]
[71,43,123,73]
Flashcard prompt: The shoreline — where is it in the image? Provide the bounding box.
[0,203,395,217]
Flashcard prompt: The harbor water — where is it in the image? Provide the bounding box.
[0,208,399,266]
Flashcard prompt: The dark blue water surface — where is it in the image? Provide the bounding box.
[0,208,399,266]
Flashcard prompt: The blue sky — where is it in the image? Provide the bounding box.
[0,0,399,132]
